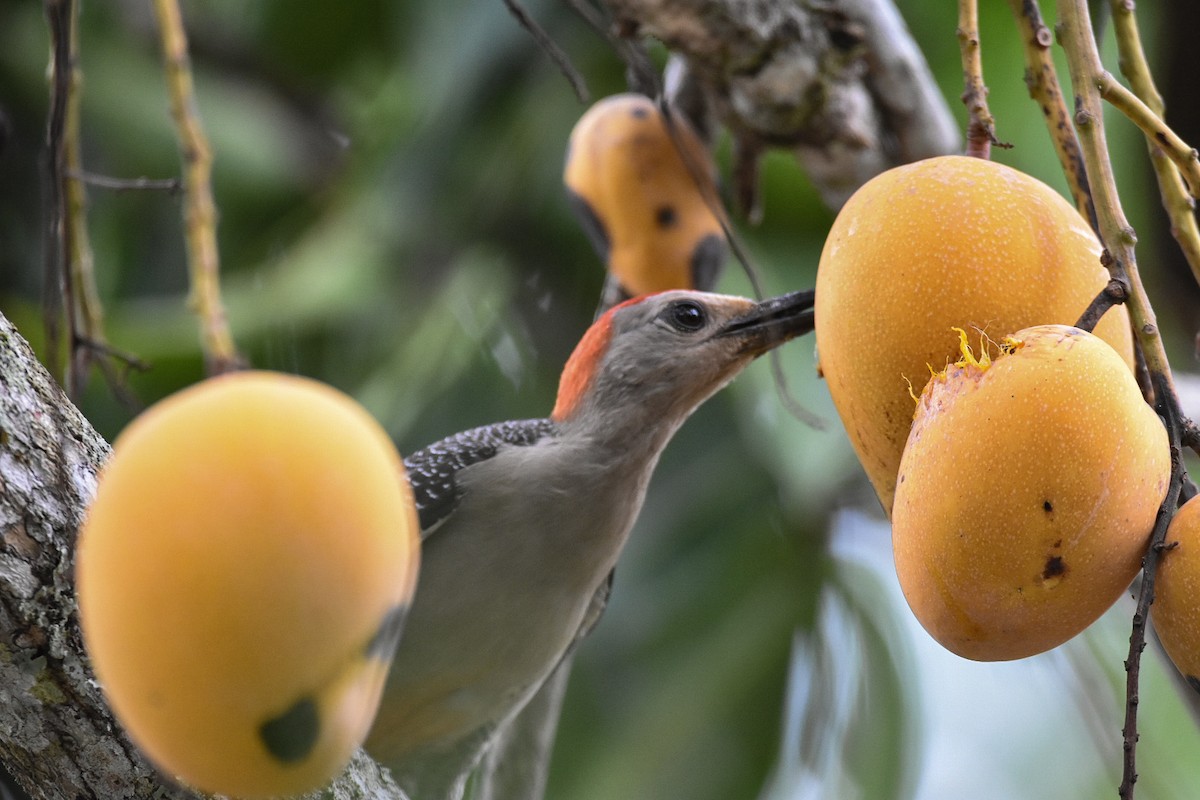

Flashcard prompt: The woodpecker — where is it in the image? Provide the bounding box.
[365,288,815,799]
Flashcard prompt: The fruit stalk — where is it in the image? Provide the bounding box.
[150,0,242,376]
[1119,375,1185,800]
[1107,0,1200,297]
[956,0,1004,158]
[1005,0,1097,228]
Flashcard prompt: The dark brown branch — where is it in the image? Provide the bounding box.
[43,0,146,406]
[597,0,960,208]
[1120,376,1185,800]
[502,0,590,104]
[1075,274,1129,332]
[41,0,72,391]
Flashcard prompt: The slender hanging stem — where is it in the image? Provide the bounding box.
[1005,0,1097,228]
[1107,1,1200,293]
[151,0,242,374]
[957,0,1007,158]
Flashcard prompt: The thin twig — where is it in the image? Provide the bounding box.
[60,0,113,400]
[957,0,1009,158]
[1005,0,1097,229]
[42,0,73,389]
[71,335,151,374]
[1107,1,1200,291]
[501,0,589,104]
[1075,275,1128,332]
[73,336,149,409]
[1097,73,1200,198]
[151,0,242,375]
[41,0,146,404]
[1120,376,1185,799]
[67,169,183,193]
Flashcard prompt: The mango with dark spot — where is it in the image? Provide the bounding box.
[892,325,1168,661]
[564,93,726,301]
[77,372,420,798]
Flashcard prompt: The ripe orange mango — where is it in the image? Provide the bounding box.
[892,326,1168,661]
[815,155,1135,514]
[78,371,420,799]
[564,93,725,297]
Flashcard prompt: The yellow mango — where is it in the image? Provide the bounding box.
[892,326,1167,661]
[815,155,1135,514]
[77,371,420,798]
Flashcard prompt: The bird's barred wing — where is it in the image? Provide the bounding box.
[402,418,559,537]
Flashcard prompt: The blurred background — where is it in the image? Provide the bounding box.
[2,1,1200,798]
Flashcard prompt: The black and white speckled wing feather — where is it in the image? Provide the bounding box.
[403,418,559,537]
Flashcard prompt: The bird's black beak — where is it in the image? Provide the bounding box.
[717,289,816,356]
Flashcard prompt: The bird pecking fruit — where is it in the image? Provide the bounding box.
[76,371,420,799]
[814,155,1135,515]
[892,325,1168,661]
[364,289,815,799]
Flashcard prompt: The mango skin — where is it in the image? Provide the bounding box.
[77,371,420,799]
[892,325,1168,661]
[1152,495,1200,691]
[815,155,1135,515]
[564,93,724,295]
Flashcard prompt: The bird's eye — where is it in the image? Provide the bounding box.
[664,300,707,332]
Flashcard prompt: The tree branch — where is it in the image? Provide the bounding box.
[150,0,242,375]
[1107,0,1200,293]
[598,0,960,208]
[1057,2,1197,795]
[1006,0,1097,228]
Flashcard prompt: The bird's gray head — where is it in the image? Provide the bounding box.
[551,289,815,431]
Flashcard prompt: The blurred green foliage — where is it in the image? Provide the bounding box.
[1,1,1199,798]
